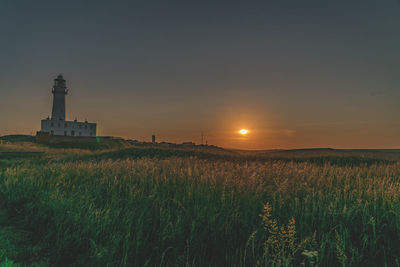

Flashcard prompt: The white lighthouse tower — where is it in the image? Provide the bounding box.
[40,74,97,137]
[51,74,68,121]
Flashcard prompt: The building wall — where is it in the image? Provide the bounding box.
[41,119,96,137]
[51,92,66,120]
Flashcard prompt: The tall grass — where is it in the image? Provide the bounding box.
[1,152,400,266]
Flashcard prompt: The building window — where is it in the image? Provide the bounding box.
[64,124,67,128]
[64,131,67,136]
[51,130,54,135]
[71,131,75,136]
[50,122,54,127]
[79,125,82,129]
[85,125,87,129]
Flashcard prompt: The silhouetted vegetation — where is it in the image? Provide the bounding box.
[0,135,35,143]
[1,141,400,266]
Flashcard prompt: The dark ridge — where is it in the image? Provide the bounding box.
[44,140,129,151]
[60,147,395,167]
[0,135,35,142]
[66,147,239,163]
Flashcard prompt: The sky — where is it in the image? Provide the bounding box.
[1,0,400,149]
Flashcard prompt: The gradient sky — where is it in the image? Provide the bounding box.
[1,0,400,149]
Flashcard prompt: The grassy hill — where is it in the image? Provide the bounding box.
[0,135,35,143]
[1,139,400,265]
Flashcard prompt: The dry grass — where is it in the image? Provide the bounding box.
[1,148,400,266]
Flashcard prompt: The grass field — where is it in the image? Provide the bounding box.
[1,139,400,266]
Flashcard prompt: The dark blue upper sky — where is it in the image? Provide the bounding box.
[1,0,400,148]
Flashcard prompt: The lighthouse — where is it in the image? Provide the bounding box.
[40,74,97,137]
[51,74,68,121]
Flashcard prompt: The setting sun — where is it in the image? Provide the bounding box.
[239,129,248,135]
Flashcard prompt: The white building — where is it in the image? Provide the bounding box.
[41,75,97,137]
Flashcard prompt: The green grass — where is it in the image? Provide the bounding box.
[1,142,400,266]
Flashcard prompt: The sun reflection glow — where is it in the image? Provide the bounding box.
[239,129,248,135]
